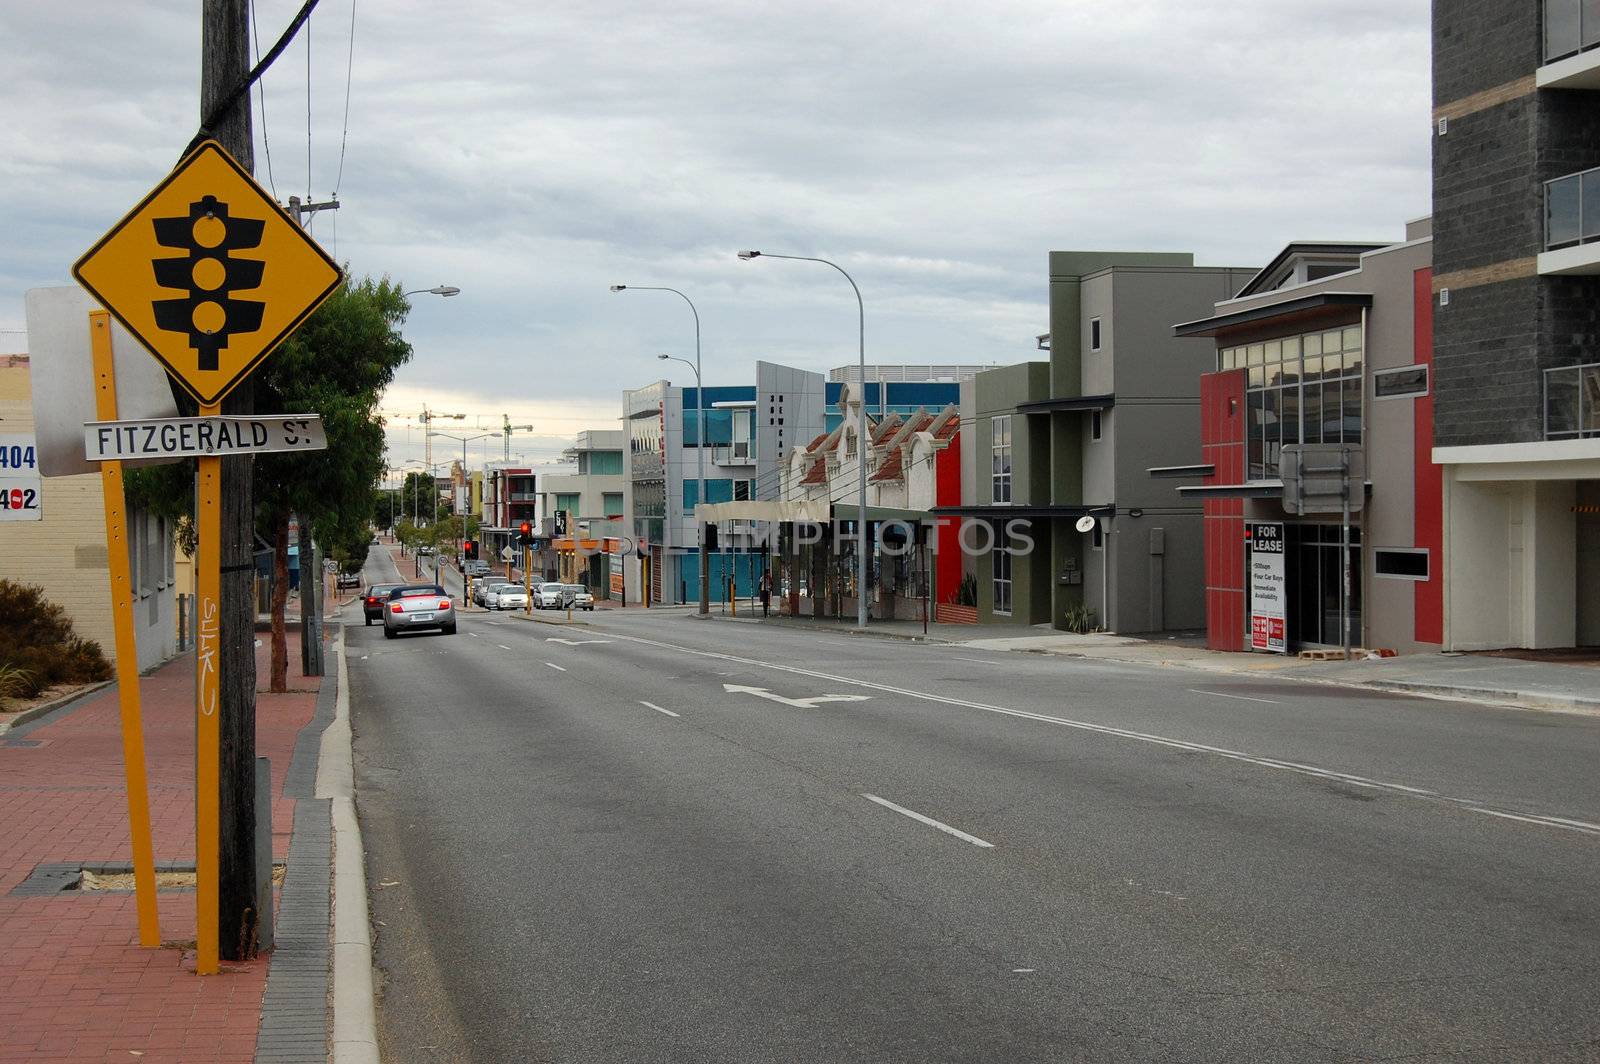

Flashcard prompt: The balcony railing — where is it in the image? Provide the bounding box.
[1545,0,1600,61]
[1545,166,1600,250]
[1546,362,1600,439]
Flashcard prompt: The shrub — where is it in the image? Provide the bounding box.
[0,663,35,707]
[1062,602,1098,634]
[0,580,113,693]
[957,573,978,607]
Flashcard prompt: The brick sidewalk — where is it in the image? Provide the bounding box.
[0,634,321,1063]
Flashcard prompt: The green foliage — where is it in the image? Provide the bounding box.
[1061,602,1098,634]
[957,573,978,607]
[0,580,113,698]
[253,273,413,541]
[394,520,421,550]
[0,663,36,707]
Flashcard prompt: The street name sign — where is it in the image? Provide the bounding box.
[0,433,43,522]
[84,415,326,462]
[71,140,342,407]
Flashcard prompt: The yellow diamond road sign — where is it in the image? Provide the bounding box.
[72,140,343,407]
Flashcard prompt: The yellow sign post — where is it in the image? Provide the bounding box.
[73,140,342,976]
[88,311,161,948]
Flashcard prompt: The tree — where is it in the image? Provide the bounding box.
[253,275,412,692]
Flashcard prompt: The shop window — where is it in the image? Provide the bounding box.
[992,529,1013,615]
[1374,365,1429,399]
[992,416,1012,504]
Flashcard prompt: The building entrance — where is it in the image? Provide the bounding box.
[1286,523,1362,649]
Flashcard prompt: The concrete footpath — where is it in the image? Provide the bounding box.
[732,612,1600,715]
[0,629,338,1063]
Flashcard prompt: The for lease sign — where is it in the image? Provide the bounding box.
[0,433,42,522]
[1249,522,1286,653]
[84,416,326,462]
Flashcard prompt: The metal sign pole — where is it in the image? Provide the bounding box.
[1340,446,1351,661]
[194,404,222,976]
[88,312,161,948]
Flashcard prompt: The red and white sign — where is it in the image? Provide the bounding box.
[1249,522,1286,653]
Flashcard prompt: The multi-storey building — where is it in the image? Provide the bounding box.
[940,252,1256,632]
[1431,0,1600,649]
[1171,223,1442,654]
[622,362,966,605]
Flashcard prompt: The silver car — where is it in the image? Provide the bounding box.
[382,584,457,638]
[567,585,595,611]
[492,584,529,611]
[535,581,567,609]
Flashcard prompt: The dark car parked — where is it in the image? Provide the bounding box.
[362,583,405,626]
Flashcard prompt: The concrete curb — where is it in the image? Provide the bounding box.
[1356,679,1600,717]
[0,680,114,737]
[314,631,380,1064]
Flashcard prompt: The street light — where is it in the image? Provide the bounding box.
[612,283,709,616]
[403,285,461,297]
[738,250,869,629]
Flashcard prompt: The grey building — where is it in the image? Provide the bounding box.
[943,252,1255,632]
[1431,0,1600,649]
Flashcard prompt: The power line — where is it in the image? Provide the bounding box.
[333,0,357,196]
[249,1,277,198]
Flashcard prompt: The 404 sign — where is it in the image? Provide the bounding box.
[0,433,42,522]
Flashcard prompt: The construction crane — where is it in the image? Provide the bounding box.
[501,415,535,462]
[416,406,467,471]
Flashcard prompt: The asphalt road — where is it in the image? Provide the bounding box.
[348,552,1600,1063]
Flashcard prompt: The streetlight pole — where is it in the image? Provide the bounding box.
[611,284,709,617]
[657,353,709,616]
[737,251,869,629]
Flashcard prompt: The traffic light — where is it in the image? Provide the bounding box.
[464,540,478,560]
[151,195,266,371]
[518,521,533,546]
[553,510,568,536]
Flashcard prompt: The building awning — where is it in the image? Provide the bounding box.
[1015,393,1114,414]
[929,503,1114,519]
[1172,292,1372,338]
[1175,481,1286,499]
[1147,463,1215,479]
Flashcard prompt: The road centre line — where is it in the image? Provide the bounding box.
[592,629,1600,840]
[497,645,513,651]
[1187,688,1281,705]
[639,701,680,718]
[862,794,994,848]
[544,662,566,672]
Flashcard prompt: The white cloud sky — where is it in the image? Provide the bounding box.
[0,0,1431,473]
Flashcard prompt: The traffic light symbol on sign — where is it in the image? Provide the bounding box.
[151,196,266,372]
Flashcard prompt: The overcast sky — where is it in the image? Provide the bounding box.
[0,1,1431,473]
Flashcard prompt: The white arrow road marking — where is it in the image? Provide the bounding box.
[546,638,613,646]
[862,793,994,848]
[722,683,872,710]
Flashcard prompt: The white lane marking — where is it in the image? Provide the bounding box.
[469,632,480,638]
[1012,968,1036,974]
[544,662,567,672]
[954,656,1006,665]
[1187,688,1281,705]
[862,793,994,849]
[723,683,872,709]
[496,645,513,651]
[547,637,612,646]
[594,629,1600,841]
[1466,807,1600,836]
[639,701,679,718]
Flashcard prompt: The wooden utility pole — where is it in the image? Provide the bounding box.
[201,0,260,962]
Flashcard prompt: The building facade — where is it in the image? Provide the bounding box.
[1430,0,1600,649]
[3,354,176,671]
[943,253,1256,632]
[1172,225,1443,654]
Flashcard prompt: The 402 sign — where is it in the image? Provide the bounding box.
[0,433,43,522]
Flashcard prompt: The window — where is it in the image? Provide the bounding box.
[602,492,623,516]
[1374,548,1429,580]
[992,525,1013,615]
[991,416,1012,504]
[734,480,751,501]
[1374,365,1429,399]
[732,409,752,459]
[1091,410,1102,441]
[1090,318,1102,351]
[1227,325,1364,480]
